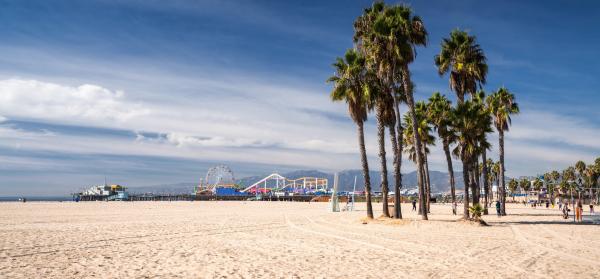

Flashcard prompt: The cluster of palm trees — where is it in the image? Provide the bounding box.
[327,1,519,221]
[507,158,600,202]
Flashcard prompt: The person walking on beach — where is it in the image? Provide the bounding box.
[452,201,457,215]
[562,203,570,219]
[576,199,583,222]
[590,203,595,215]
[558,200,562,210]
[495,201,501,217]
[411,199,417,211]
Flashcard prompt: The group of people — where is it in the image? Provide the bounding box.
[559,199,595,222]
[411,197,596,222]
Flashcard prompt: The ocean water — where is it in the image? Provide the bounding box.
[0,196,73,202]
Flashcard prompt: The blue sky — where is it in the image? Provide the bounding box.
[0,0,599,195]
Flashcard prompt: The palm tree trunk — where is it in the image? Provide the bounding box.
[392,93,404,219]
[402,65,427,220]
[461,152,470,219]
[389,125,402,219]
[473,159,480,205]
[470,166,479,206]
[481,151,490,215]
[499,129,507,216]
[377,105,390,218]
[442,137,456,205]
[423,148,431,213]
[440,136,456,204]
[357,122,373,219]
[418,163,426,215]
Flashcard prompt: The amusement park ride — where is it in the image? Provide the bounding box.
[194,164,329,196]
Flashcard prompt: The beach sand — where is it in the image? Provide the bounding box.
[1,201,598,278]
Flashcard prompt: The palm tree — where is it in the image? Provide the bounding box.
[492,161,502,200]
[585,165,598,202]
[488,159,498,201]
[519,178,530,193]
[559,181,569,195]
[550,170,561,185]
[427,92,457,205]
[403,102,435,213]
[563,166,576,182]
[435,29,488,104]
[355,2,429,219]
[562,166,576,203]
[508,179,518,201]
[487,87,519,215]
[575,160,586,184]
[384,89,403,218]
[547,170,561,202]
[327,49,374,219]
[573,161,586,203]
[371,82,392,218]
[472,90,492,208]
[451,101,491,218]
[391,87,406,218]
[533,178,543,192]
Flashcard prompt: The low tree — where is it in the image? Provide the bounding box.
[469,204,484,222]
[508,179,518,201]
[533,178,543,192]
[520,178,531,192]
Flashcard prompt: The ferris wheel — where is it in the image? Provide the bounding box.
[204,164,236,191]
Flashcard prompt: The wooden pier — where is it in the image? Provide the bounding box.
[76,193,328,202]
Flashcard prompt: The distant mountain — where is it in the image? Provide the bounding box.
[129,169,466,194]
[331,169,465,193]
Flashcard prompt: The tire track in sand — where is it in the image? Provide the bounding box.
[510,225,597,266]
[307,215,532,277]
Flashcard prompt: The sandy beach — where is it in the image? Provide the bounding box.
[1,201,598,278]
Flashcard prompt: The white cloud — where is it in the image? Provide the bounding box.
[508,110,600,150]
[0,79,149,124]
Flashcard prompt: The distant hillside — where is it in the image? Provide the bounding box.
[129,169,466,194]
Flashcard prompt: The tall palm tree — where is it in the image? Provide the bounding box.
[451,101,491,218]
[354,2,406,219]
[391,87,406,218]
[403,102,435,213]
[355,2,429,219]
[487,87,519,215]
[327,49,374,219]
[383,89,403,218]
[473,90,492,211]
[435,29,488,104]
[427,92,457,205]
[371,82,392,218]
